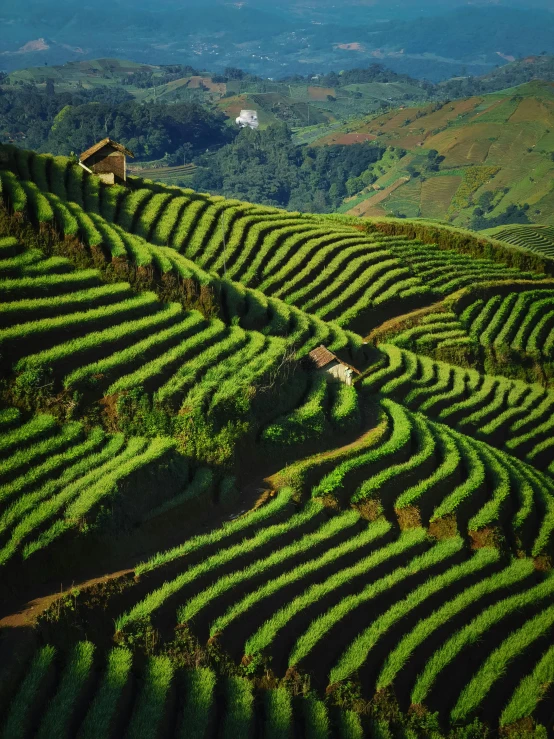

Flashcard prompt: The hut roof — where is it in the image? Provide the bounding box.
[79,138,135,162]
[307,345,361,374]
[308,345,337,370]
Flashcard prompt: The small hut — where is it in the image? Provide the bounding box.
[307,345,361,386]
[79,138,135,185]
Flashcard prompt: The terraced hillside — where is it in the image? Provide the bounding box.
[317,82,554,228]
[484,224,554,259]
[3,146,552,336]
[1,146,554,738]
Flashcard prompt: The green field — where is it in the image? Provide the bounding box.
[1,145,554,738]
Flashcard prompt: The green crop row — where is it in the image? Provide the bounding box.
[250,526,424,662]
[262,375,329,446]
[411,572,554,706]
[267,238,383,302]
[5,184,363,358]
[0,419,83,488]
[376,556,531,691]
[36,642,95,739]
[78,648,133,739]
[363,344,554,471]
[115,494,321,633]
[0,435,143,565]
[136,488,294,576]
[0,282,133,329]
[180,509,364,628]
[264,688,293,739]
[451,603,554,723]
[126,656,174,739]
[0,408,185,567]
[330,383,361,432]
[65,310,210,394]
[178,667,216,739]
[329,541,492,685]
[0,431,123,540]
[500,643,554,727]
[312,398,412,501]
[0,645,57,739]
[209,517,388,641]
[4,638,398,739]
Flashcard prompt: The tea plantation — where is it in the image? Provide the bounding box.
[0,145,553,738]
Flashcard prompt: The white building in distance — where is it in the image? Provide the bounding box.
[236,110,259,129]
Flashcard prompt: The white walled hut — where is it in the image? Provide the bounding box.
[307,345,361,386]
[236,110,260,130]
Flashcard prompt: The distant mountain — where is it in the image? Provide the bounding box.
[2,1,554,80]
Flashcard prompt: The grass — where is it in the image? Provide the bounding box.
[125,656,174,739]
[264,688,293,739]
[220,678,254,739]
[177,668,216,739]
[328,536,466,684]
[116,495,321,633]
[77,648,133,739]
[37,642,95,739]
[247,527,423,662]
[500,643,554,727]
[411,573,554,706]
[1,645,56,739]
[209,515,385,638]
[178,507,362,627]
[451,604,554,722]
[376,556,532,690]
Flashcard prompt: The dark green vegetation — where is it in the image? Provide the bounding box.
[194,125,386,212]
[1,145,554,738]
[0,80,231,161]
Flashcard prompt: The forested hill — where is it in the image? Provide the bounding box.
[4,56,554,218]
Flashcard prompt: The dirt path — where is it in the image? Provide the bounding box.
[0,569,134,629]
